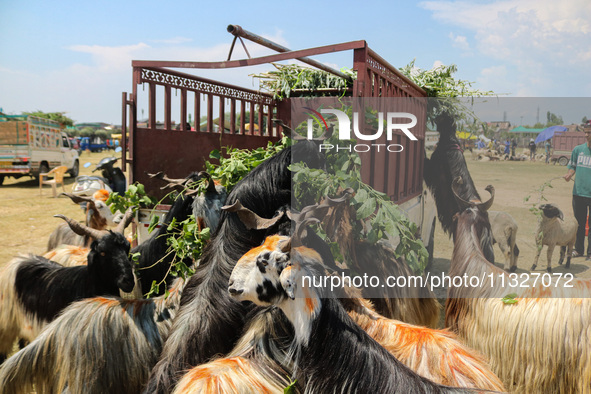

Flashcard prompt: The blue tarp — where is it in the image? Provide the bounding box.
[534,126,567,144]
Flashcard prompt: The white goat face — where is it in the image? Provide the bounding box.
[94,200,121,226]
[229,235,290,306]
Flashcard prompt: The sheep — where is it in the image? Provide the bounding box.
[0,208,135,363]
[228,239,475,393]
[46,190,120,251]
[530,203,577,272]
[0,277,186,394]
[143,140,325,394]
[424,113,495,263]
[488,210,520,272]
[446,180,591,393]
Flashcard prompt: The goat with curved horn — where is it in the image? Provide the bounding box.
[53,214,106,241]
[451,178,495,211]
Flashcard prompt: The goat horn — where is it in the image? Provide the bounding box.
[114,207,135,234]
[222,200,285,230]
[197,171,217,193]
[451,177,474,211]
[294,217,321,246]
[479,185,495,211]
[59,192,93,204]
[273,119,305,141]
[148,172,189,190]
[54,214,106,240]
[299,188,354,221]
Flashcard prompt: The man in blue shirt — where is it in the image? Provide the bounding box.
[565,129,591,258]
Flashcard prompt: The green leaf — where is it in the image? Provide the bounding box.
[148,215,160,233]
[356,197,376,220]
[502,293,519,305]
[284,380,297,394]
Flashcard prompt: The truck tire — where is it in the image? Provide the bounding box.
[69,160,79,177]
[0,175,4,186]
[558,156,569,166]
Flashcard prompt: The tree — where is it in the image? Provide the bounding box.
[546,111,563,127]
[79,127,95,137]
[23,111,75,128]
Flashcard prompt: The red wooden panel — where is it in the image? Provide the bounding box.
[133,128,279,200]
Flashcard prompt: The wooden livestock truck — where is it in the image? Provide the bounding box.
[0,115,79,185]
[122,26,437,259]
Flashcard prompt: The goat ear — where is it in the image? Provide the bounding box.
[279,237,291,253]
[280,267,296,300]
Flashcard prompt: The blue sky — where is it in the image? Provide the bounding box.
[1,0,589,126]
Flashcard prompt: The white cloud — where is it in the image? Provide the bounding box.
[449,33,470,51]
[420,0,591,95]
[0,35,296,123]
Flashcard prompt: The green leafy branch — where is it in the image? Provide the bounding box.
[142,213,210,298]
[205,135,291,191]
[251,63,356,100]
[106,182,158,214]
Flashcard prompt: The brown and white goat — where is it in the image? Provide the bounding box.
[530,203,577,272]
[46,190,120,251]
[447,181,591,393]
[228,237,482,393]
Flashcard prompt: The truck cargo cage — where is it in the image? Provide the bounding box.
[122,25,426,202]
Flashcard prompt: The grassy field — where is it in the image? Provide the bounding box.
[0,150,587,280]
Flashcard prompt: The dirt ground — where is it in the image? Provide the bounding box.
[428,154,590,301]
[0,151,121,265]
[0,151,585,279]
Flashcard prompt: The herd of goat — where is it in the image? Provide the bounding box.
[0,114,588,393]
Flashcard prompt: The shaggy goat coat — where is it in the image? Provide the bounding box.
[446,207,591,393]
[0,278,185,394]
[143,141,324,394]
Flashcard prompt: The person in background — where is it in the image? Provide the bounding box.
[511,138,517,157]
[528,138,537,161]
[564,129,591,258]
[476,139,485,149]
[504,139,511,156]
[545,140,552,164]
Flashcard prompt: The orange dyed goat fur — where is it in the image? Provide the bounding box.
[172,357,289,394]
[345,297,505,391]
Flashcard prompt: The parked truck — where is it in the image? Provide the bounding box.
[551,131,587,166]
[0,115,79,185]
[80,136,108,152]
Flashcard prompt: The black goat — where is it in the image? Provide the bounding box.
[0,209,135,363]
[143,141,324,394]
[424,113,495,262]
